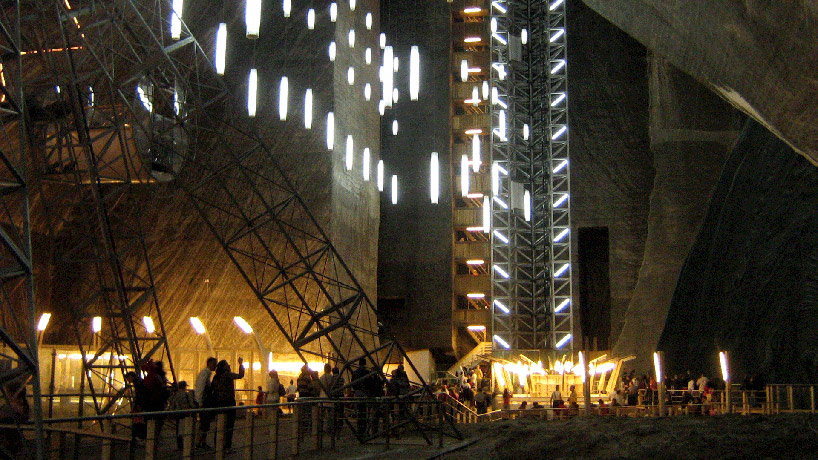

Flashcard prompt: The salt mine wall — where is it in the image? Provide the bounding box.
[660,120,818,383]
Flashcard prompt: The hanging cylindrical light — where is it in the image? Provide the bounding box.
[330,2,337,22]
[348,29,355,48]
[329,41,336,61]
[348,67,355,85]
[482,196,490,233]
[378,100,386,116]
[490,17,497,33]
[304,89,313,129]
[410,46,420,101]
[92,316,102,333]
[523,189,531,222]
[392,120,398,135]
[246,0,261,38]
[326,112,334,150]
[171,0,184,40]
[379,33,386,49]
[523,123,529,140]
[350,0,356,11]
[521,28,528,45]
[247,69,258,117]
[392,88,399,104]
[215,23,227,75]
[460,154,470,197]
[307,8,315,29]
[365,12,373,29]
[491,162,500,196]
[472,135,480,172]
[491,86,499,104]
[365,47,372,64]
[430,152,439,204]
[391,175,398,204]
[482,81,489,99]
[278,76,288,121]
[377,160,384,191]
[345,135,354,170]
[460,60,468,82]
[383,46,394,107]
[283,0,291,17]
[393,56,399,72]
[471,86,479,106]
[364,83,371,101]
[363,148,371,181]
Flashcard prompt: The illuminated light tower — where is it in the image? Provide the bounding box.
[234,316,269,369]
[190,317,215,355]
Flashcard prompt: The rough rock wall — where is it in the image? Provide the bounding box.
[581,0,818,165]
[377,0,453,351]
[659,120,818,383]
[566,0,653,350]
[612,58,742,371]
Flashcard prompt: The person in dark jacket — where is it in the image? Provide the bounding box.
[211,358,244,451]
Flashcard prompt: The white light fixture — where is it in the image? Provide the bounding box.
[554,228,570,243]
[364,83,371,101]
[410,46,420,101]
[379,33,386,49]
[278,76,288,121]
[482,81,489,99]
[307,8,315,29]
[460,154,469,197]
[378,100,386,115]
[215,23,227,75]
[393,56,399,72]
[471,135,480,172]
[523,189,531,221]
[247,69,258,117]
[491,86,499,104]
[326,112,334,150]
[350,0,356,11]
[246,0,261,38]
[171,0,183,40]
[554,263,570,277]
[551,93,566,106]
[392,120,398,135]
[554,298,570,313]
[143,316,156,334]
[550,28,565,43]
[464,36,481,43]
[466,259,485,265]
[304,89,313,129]
[392,88,399,104]
[497,110,506,140]
[470,86,479,106]
[494,335,511,349]
[521,28,528,44]
[190,317,206,334]
[549,0,564,11]
[553,159,568,174]
[466,293,485,299]
[92,316,102,333]
[482,196,490,233]
[348,29,355,48]
[551,59,566,74]
[719,351,729,381]
[365,12,373,29]
[383,46,394,107]
[460,60,468,82]
[523,123,530,140]
[348,66,355,85]
[463,6,482,13]
[391,175,398,204]
[363,148,370,181]
[654,352,663,383]
[330,2,337,22]
[491,162,500,196]
[329,41,336,61]
[493,196,508,209]
[365,47,372,64]
[377,160,384,191]
[345,135,354,171]
[553,125,567,140]
[37,313,51,332]
[493,230,509,244]
[430,152,439,204]
[283,0,291,17]
[555,334,572,349]
[494,265,510,279]
[553,193,569,208]
[234,316,253,334]
[490,17,497,33]
[494,300,510,314]
[491,0,508,13]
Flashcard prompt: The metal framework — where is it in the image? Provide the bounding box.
[489,0,573,356]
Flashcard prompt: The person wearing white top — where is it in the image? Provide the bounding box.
[551,385,563,408]
[195,357,217,448]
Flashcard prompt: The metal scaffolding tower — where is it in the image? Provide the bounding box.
[489,0,573,357]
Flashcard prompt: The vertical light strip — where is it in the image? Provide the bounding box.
[482,196,490,233]
[247,69,257,117]
[283,0,291,17]
[307,8,315,29]
[304,89,312,129]
[460,155,469,197]
[215,23,227,75]
[430,152,439,204]
[472,135,480,172]
[330,3,337,22]
[383,46,395,107]
[326,112,334,150]
[391,175,398,204]
[377,160,384,191]
[329,42,337,61]
[523,189,531,221]
[345,135,354,170]
[171,0,184,40]
[491,161,500,196]
[363,148,371,181]
[409,46,420,100]
[246,0,261,38]
[278,76,288,121]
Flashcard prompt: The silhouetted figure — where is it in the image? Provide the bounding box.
[211,358,244,452]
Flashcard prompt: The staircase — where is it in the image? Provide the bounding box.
[448,342,493,375]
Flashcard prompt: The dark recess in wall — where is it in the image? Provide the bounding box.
[577,226,612,350]
[659,120,818,383]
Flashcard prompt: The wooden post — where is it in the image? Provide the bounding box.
[100,420,111,460]
[582,350,591,416]
[244,414,255,460]
[811,386,815,415]
[742,391,748,415]
[312,404,321,450]
[58,431,67,460]
[182,417,193,460]
[291,405,300,457]
[788,385,794,412]
[656,351,666,417]
[267,406,280,460]
[384,402,391,451]
[215,414,225,460]
[145,419,156,460]
[437,403,444,448]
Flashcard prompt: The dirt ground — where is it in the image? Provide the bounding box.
[441,414,818,460]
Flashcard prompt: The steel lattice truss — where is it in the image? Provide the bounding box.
[0,2,44,457]
[489,0,573,355]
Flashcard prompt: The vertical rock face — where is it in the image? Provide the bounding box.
[567,0,653,349]
[660,120,818,383]
[377,1,453,351]
[612,58,742,371]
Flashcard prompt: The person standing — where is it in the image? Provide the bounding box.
[319,363,333,397]
[211,358,245,453]
[167,381,196,450]
[266,370,281,404]
[551,385,563,408]
[194,357,217,449]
